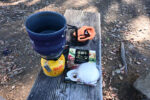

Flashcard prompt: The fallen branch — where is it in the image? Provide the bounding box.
[121,42,128,74]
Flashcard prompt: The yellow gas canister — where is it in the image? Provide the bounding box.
[41,54,65,77]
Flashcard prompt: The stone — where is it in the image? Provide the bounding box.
[112,71,115,76]
[129,57,132,63]
[146,68,149,71]
[115,69,121,74]
[0,40,4,45]
[136,61,141,65]
[119,64,122,68]
[119,75,123,80]
[12,85,15,89]
[134,72,150,99]
[143,58,147,61]
[128,44,134,50]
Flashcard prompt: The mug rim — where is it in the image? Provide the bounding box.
[25,11,67,36]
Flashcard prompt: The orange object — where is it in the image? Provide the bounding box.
[73,26,96,42]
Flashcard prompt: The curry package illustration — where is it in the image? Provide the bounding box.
[65,48,99,86]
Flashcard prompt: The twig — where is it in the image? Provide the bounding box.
[8,67,24,77]
[121,42,128,74]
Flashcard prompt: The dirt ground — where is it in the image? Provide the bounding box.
[0,0,150,100]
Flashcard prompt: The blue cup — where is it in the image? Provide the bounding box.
[25,11,67,60]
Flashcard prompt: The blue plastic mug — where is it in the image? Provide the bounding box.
[25,11,67,60]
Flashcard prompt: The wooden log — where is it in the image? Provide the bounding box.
[27,9,102,100]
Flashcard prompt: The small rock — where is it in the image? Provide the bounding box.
[13,71,19,75]
[129,57,132,63]
[109,51,115,55]
[136,70,139,73]
[111,87,118,91]
[0,40,4,45]
[119,75,123,80]
[6,62,12,65]
[119,64,122,68]
[7,67,11,72]
[128,44,134,50]
[30,76,33,79]
[112,71,115,76]
[139,29,142,32]
[103,62,106,65]
[146,67,149,71]
[143,58,147,61]
[119,21,122,24]
[115,69,121,74]
[12,85,15,89]
[9,56,14,59]
[22,86,24,89]
[136,61,141,65]
[108,58,113,60]
[12,65,17,69]
[104,44,107,47]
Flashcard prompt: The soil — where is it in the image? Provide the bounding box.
[0,0,150,100]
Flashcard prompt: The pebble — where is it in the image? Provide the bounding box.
[0,40,4,45]
[112,71,115,76]
[9,56,14,59]
[103,62,106,65]
[119,75,123,80]
[129,57,132,63]
[6,62,12,65]
[30,76,33,79]
[119,64,122,68]
[128,44,134,50]
[13,71,18,75]
[136,70,139,73]
[8,67,11,72]
[146,67,149,71]
[12,85,15,89]
[104,44,107,47]
[136,61,141,65]
[112,87,118,91]
[108,57,113,60]
[115,69,121,74]
[143,58,147,61]
[109,51,116,55]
